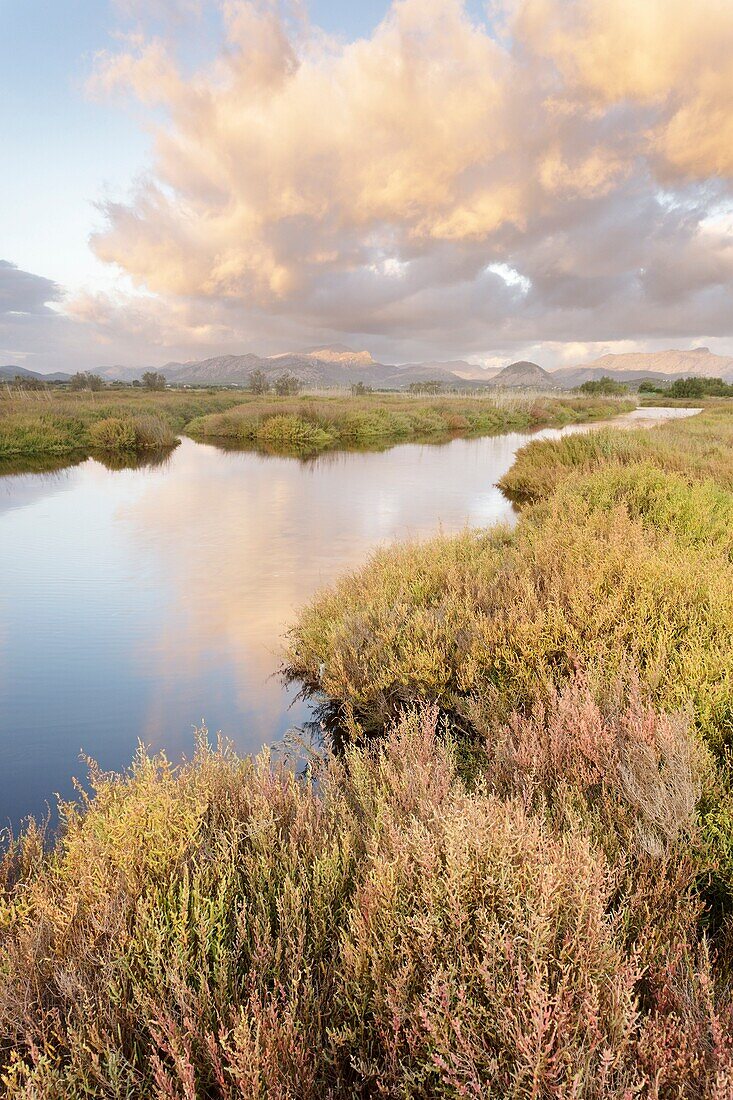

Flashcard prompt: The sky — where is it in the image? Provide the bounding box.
[3,0,733,373]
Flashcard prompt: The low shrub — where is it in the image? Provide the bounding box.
[0,416,86,459]
[499,404,733,503]
[130,414,177,449]
[87,416,137,450]
[255,414,333,451]
[2,698,731,1097]
[88,414,176,451]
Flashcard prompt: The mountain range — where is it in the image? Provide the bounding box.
[0,364,71,382]
[4,345,733,389]
[553,347,733,387]
[93,346,499,389]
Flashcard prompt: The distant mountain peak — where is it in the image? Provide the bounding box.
[300,345,375,365]
[492,361,555,388]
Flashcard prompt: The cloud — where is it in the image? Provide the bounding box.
[11,0,733,371]
[76,0,733,363]
[0,262,61,317]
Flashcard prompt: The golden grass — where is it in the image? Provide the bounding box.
[498,401,733,503]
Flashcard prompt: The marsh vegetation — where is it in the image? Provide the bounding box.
[0,389,247,460]
[3,402,733,1095]
[187,391,634,453]
[0,387,633,463]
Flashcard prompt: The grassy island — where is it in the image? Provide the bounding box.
[4,403,733,1096]
[187,392,634,453]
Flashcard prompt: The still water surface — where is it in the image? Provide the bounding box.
[0,407,698,826]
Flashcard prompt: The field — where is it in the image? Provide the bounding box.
[3,403,733,1095]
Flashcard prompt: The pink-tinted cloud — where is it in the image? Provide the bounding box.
[10,0,733,371]
[77,0,733,363]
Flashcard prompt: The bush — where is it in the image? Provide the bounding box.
[141,371,167,391]
[130,414,177,449]
[255,414,332,450]
[87,415,176,451]
[69,372,103,391]
[286,461,733,749]
[2,700,731,1097]
[248,369,270,395]
[578,376,630,396]
[667,375,733,398]
[87,416,137,450]
[499,405,733,503]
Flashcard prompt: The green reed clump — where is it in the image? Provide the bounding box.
[255,414,334,451]
[2,687,731,1098]
[87,414,177,451]
[0,415,87,459]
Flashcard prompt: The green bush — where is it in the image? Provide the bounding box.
[578,376,630,395]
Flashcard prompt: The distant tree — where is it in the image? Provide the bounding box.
[273,372,301,396]
[577,376,629,396]
[667,375,733,398]
[69,372,103,391]
[638,380,663,394]
[131,379,142,388]
[142,371,167,391]
[408,380,444,395]
[12,373,47,391]
[351,381,373,396]
[248,369,270,395]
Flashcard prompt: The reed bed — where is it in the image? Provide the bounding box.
[187,393,633,453]
[0,389,247,458]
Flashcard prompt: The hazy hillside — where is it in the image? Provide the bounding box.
[0,365,70,382]
[555,347,733,385]
[26,345,733,391]
[551,367,673,388]
[94,346,499,389]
